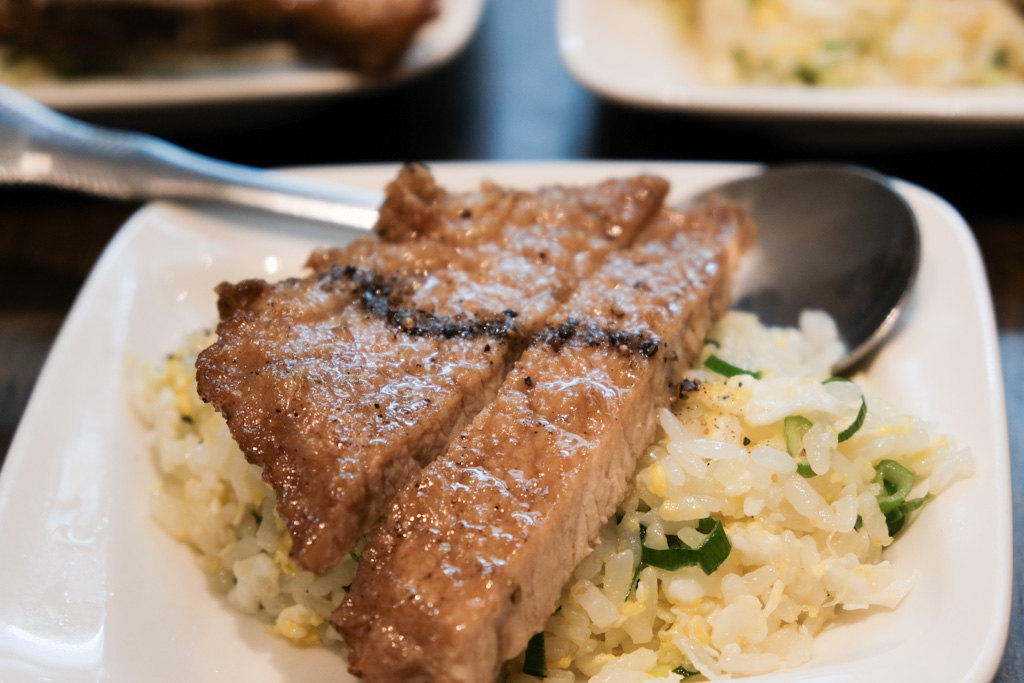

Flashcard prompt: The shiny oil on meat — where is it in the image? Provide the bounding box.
[335,198,755,683]
[195,166,669,572]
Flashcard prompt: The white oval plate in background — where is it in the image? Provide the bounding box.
[558,0,1024,125]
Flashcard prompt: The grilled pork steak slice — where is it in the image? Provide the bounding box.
[335,198,755,683]
[196,167,669,572]
[0,0,437,74]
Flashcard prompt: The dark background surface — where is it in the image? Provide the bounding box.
[1,1,1021,679]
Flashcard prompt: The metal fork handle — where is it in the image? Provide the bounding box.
[0,84,381,230]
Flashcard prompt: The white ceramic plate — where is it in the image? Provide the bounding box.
[558,0,1024,124]
[0,162,1010,682]
[3,0,484,113]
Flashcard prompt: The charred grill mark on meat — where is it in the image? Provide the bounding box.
[327,263,523,341]
[534,318,662,358]
[327,262,665,356]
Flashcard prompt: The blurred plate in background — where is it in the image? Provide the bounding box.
[558,0,1024,126]
[0,0,484,116]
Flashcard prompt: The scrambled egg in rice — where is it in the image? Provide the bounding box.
[674,0,1024,86]
[503,311,973,680]
[132,331,355,648]
[133,311,974,678]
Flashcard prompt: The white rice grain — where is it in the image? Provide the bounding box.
[510,311,972,680]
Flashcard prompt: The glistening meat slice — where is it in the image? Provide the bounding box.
[334,197,756,683]
[195,168,669,572]
[311,163,672,259]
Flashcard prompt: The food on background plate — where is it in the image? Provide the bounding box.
[0,0,436,77]
[131,167,973,681]
[671,0,1024,87]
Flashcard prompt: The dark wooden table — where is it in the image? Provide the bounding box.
[1,2,1020,679]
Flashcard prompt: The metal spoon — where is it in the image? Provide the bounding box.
[0,85,918,373]
[697,164,919,374]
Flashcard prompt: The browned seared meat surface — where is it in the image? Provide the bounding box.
[334,198,755,683]
[0,0,436,74]
[195,166,669,573]
[313,164,673,254]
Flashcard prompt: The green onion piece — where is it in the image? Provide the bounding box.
[838,397,867,442]
[704,355,762,380]
[625,562,643,601]
[824,39,854,51]
[672,664,700,679]
[796,64,820,84]
[629,522,653,597]
[730,47,751,73]
[874,459,916,514]
[641,516,731,575]
[795,463,816,478]
[784,415,811,456]
[823,377,867,442]
[783,415,816,478]
[522,631,548,678]
[885,493,931,536]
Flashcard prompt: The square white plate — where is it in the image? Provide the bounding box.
[0,162,1011,682]
[4,0,484,113]
[558,0,1024,124]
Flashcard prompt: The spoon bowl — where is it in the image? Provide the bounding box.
[698,164,920,374]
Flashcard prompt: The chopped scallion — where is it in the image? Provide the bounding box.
[783,415,816,478]
[625,562,643,601]
[874,459,929,536]
[522,631,547,678]
[823,377,867,442]
[874,459,915,514]
[704,355,762,379]
[640,516,731,575]
[672,664,700,679]
[730,47,751,73]
[796,64,820,84]
[795,462,816,478]
[884,493,931,536]
[824,39,855,52]
[838,398,867,441]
